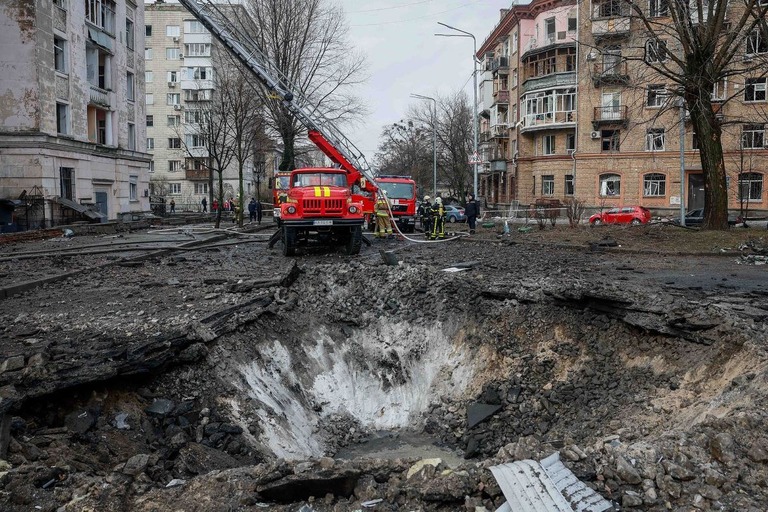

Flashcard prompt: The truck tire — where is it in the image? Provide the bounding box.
[282,226,297,256]
[345,225,362,255]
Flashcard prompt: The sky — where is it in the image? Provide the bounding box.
[334,0,512,161]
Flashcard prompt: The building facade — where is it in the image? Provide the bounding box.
[477,0,768,217]
[0,0,151,228]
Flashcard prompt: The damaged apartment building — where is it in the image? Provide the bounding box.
[476,0,768,217]
[0,0,151,230]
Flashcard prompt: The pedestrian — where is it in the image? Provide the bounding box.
[418,195,432,238]
[248,198,257,223]
[255,198,262,224]
[465,194,480,234]
[212,198,219,212]
[201,196,207,213]
[374,192,394,239]
[430,196,445,240]
[169,199,176,214]
[223,199,230,211]
[229,198,236,212]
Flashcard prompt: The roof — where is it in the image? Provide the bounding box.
[490,453,615,512]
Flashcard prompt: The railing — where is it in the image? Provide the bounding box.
[494,90,510,104]
[591,1,632,19]
[593,105,628,123]
[593,61,628,77]
[492,56,509,71]
[89,84,109,107]
[520,110,576,129]
[492,124,509,137]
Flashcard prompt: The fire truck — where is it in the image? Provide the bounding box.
[373,176,418,233]
[178,0,378,255]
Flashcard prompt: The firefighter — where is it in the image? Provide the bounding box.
[430,196,446,240]
[374,192,394,239]
[419,195,432,237]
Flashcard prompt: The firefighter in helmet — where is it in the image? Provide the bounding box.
[374,191,394,239]
[419,195,432,238]
[430,196,446,240]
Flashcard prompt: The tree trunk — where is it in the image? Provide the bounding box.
[692,104,729,230]
[215,170,224,229]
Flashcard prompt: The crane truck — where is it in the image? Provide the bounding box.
[176,0,378,255]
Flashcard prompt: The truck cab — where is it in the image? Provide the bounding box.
[277,168,364,255]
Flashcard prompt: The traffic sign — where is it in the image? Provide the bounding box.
[468,152,482,164]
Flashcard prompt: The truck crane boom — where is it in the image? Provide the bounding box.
[175,0,378,192]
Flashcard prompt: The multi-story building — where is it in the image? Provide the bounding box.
[144,0,266,211]
[0,0,151,228]
[477,0,768,216]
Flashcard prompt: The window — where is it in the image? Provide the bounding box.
[184,43,211,56]
[168,161,181,172]
[601,130,620,152]
[166,25,180,37]
[170,182,182,195]
[566,133,575,152]
[145,25,152,37]
[147,137,154,150]
[168,138,181,149]
[186,67,211,80]
[543,135,555,155]
[692,131,700,150]
[126,18,134,50]
[127,123,135,150]
[146,115,153,127]
[148,161,154,173]
[649,0,668,17]
[146,93,154,105]
[646,39,667,62]
[545,18,556,44]
[166,48,180,60]
[127,72,135,101]
[745,78,767,102]
[54,36,67,73]
[565,175,574,195]
[167,115,180,126]
[86,0,115,33]
[511,30,518,54]
[145,48,153,60]
[711,79,726,101]
[542,175,555,195]
[167,70,178,83]
[194,182,209,194]
[145,71,153,83]
[185,110,203,124]
[60,167,74,200]
[747,28,768,55]
[185,134,205,147]
[166,93,180,105]
[184,20,208,34]
[647,85,666,107]
[738,172,763,200]
[129,175,138,201]
[599,173,621,196]
[645,128,665,151]
[598,0,623,17]
[56,102,69,135]
[184,89,212,101]
[568,16,577,32]
[742,124,765,148]
[643,173,666,196]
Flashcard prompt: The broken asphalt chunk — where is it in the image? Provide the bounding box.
[467,403,502,429]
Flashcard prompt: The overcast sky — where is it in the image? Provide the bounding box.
[334,0,511,161]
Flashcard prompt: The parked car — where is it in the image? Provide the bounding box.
[444,205,466,223]
[589,206,651,226]
[678,209,743,227]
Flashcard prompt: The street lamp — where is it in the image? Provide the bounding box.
[410,93,437,198]
[436,21,479,200]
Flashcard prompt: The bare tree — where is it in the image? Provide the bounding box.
[587,0,768,229]
[373,120,432,190]
[224,0,369,172]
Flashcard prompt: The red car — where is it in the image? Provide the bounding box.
[589,206,652,225]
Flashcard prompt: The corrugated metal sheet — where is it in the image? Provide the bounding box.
[491,453,615,512]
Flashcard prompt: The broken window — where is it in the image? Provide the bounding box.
[60,167,74,200]
[645,39,668,63]
[542,175,555,196]
[742,124,765,149]
[601,130,620,152]
[738,172,763,200]
[599,173,621,196]
[56,102,69,135]
[745,78,767,102]
[643,173,666,196]
[564,175,574,195]
[646,85,666,107]
[645,128,665,151]
[54,36,67,73]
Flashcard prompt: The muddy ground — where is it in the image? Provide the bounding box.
[1,221,767,511]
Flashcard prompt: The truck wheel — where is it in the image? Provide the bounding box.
[282,226,297,256]
[345,226,362,255]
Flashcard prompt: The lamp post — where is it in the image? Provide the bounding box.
[436,22,479,200]
[410,93,437,198]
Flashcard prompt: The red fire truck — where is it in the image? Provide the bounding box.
[178,0,379,256]
[374,176,418,233]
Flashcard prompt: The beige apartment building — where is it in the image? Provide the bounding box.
[477,0,768,217]
[0,0,151,229]
[144,0,269,211]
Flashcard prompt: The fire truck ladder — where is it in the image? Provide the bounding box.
[176,0,377,191]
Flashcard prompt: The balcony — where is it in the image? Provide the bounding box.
[521,72,576,94]
[591,17,631,40]
[492,56,509,73]
[480,130,492,143]
[493,89,510,105]
[89,84,110,107]
[592,105,628,129]
[592,62,629,87]
[186,168,209,180]
[491,124,509,138]
[519,111,576,132]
